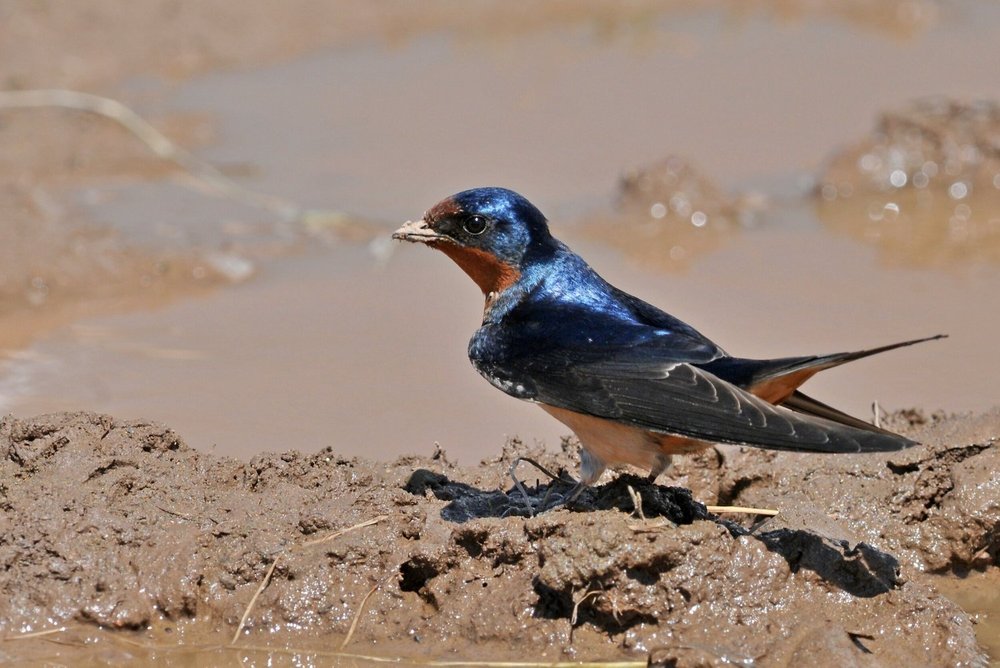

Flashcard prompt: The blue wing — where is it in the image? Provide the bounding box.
[471,278,915,453]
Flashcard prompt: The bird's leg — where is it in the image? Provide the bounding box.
[548,447,606,509]
[562,480,588,505]
[508,458,536,516]
[508,448,608,512]
[645,453,672,485]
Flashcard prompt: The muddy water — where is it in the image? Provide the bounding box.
[4,203,998,462]
[935,570,1000,662]
[3,4,1000,462]
[4,623,414,667]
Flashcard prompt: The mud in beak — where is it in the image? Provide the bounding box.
[392,219,445,244]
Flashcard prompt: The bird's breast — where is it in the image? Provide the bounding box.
[468,327,536,401]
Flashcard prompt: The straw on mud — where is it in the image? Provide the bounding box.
[339,569,395,650]
[706,505,778,516]
[231,557,280,645]
[301,514,387,547]
[155,504,194,520]
[570,588,602,626]
[3,626,67,641]
[231,515,388,645]
[972,545,991,562]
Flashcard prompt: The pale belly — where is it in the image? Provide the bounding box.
[540,404,712,484]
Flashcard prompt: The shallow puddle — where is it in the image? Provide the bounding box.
[4,202,999,463]
[935,570,1000,664]
[2,623,432,667]
[3,4,999,462]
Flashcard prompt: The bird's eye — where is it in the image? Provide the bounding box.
[463,215,489,236]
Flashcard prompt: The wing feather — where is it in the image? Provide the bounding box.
[523,358,913,453]
[471,289,915,453]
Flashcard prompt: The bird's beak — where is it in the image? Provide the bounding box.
[392,218,445,244]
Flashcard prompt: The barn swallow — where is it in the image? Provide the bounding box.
[393,187,945,500]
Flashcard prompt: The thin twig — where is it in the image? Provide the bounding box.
[339,569,395,650]
[628,518,673,532]
[230,515,388,645]
[3,626,67,641]
[706,505,778,516]
[155,505,194,520]
[231,556,280,645]
[570,588,602,626]
[301,515,387,547]
[540,484,555,510]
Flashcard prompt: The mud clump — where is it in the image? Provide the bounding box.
[681,408,1000,575]
[1,410,996,664]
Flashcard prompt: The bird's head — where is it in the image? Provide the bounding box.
[393,187,554,297]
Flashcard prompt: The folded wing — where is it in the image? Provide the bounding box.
[525,356,914,453]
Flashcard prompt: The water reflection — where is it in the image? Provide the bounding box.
[579,157,760,271]
[816,190,1000,268]
[816,98,1000,268]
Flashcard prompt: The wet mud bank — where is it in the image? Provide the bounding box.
[1,410,996,664]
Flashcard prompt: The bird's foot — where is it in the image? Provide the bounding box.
[507,456,579,516]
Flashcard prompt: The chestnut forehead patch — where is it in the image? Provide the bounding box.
[425,196,463,225]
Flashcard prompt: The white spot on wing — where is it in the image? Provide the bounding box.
[658,363,679,379]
